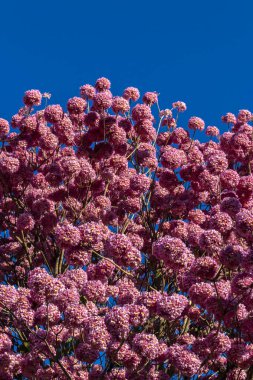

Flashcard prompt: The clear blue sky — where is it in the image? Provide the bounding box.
[1,0,252,130]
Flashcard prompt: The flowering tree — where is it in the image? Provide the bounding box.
[0,77,252,379]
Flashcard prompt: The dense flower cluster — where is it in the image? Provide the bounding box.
[0,77,253,379]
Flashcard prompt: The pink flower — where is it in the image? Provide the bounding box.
[44,104,64,123]
[209,212,233,234]
[220,169,240,190]
[23,89,42,106]
[80,84,96,99]
[93,91,113,110]
[161,146,187,169]
[76,342,99,363]
[172,100,187,112]
[167,344,202,377]
[16,213,35,232]
[123,87,140,101]
[237,109,252,123]
[135,119,157,142]
[189,282,215,306]
[112,96,130,114]
[0,333,12,353]
[221,112,237,124]
[105,306,130,339]
[132,104,153,121]
[95,77,111,91]
[82,280,107,303]
[104,233,141,268]
[132,333,159,359]
[188,116,205,131]
[55,222,81,248]
[220,244,246,269]
[153,236,193,270]
[79,221,109,251]
[236,209,253,239]
[156,293,189,321]
[35,303,61,325]
[170,127,189,143]
[206,125,220,136]
[64,304,88,327]
[199,229,223,254]
[220,196,242,216]
[160,108,172,118]
[0,118,10,137]
[142,91,158,106]
[67,96,87,114]
[0,153,20,174]
[60,268,87,289]
[59,155,81,177]
[188,209,206,225]
[227,369,247,380]
[191,256,219,280]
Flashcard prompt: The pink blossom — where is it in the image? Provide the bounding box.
[206,125,220,136]
[156,293,189,321]
[0,118,10,137]
[189,282,215,306]
[67,96,87,114]
[142,91,159,106]
[161,146,187,169]
[23,89,42,106]
[35,303,61,325]
[105,306,130,339]
[44,104,64,123]
[55,222,81,248]
[132,104,153,121]
[112,96,130,114]
[221,112,237,124]
[206,150,228,174]
[199,229,223,254]
[16,212,35,232]
[188,116,205,131]
[153,236,193,270]
[132,333,159,359]
[172,100,187,112]
[80,84,96,99]
[0,153,20,174]
[104,233,141,268]
[237,109,252,123]
[93,90,113,110]
[123,86,140,101]
[227,369,247,380]
[167,344,202,377]
[95,77,111,91]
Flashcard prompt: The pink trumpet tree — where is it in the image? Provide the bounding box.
[0,77,252,379]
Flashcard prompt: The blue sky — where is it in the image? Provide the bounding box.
[0,0,252,131]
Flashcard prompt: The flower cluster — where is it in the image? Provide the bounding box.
[0,78,252,378]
